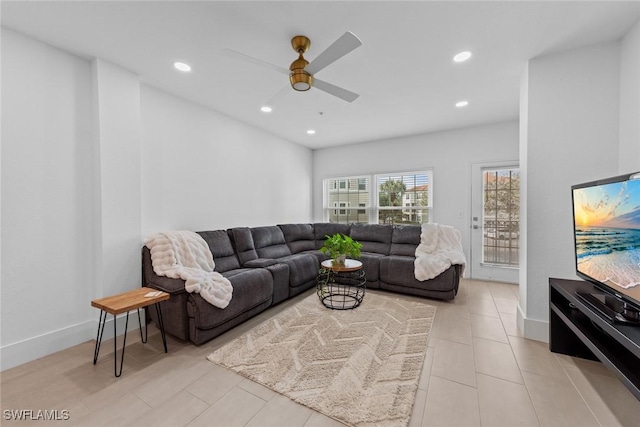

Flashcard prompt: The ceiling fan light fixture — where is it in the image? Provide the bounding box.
[290,70,313,91]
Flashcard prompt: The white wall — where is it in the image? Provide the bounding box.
[312,121,520,263]
[92,59,143,298]
[619,20,640,174]
[520,42,622,341]
[1,29,314,370]
[140,85,313,235]
[1,29,95,368]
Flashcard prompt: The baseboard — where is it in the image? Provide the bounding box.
[1,313,142,371]
[517,304,549,342]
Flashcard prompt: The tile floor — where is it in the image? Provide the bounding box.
[1,279,639,426]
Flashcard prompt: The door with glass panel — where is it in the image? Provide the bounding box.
[470,163,520,283]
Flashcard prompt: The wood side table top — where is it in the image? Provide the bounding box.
[91,287,169,315]
[321,259,363,272]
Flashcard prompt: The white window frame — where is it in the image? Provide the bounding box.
[375,170,433,225]
[324,170,433,225]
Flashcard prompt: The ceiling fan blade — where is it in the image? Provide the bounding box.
[221,48,289,75]
[263,85,290,108]
[306,31,362,75]
[313,78,359,103]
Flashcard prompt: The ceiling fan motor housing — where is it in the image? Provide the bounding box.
[289,35,313,91]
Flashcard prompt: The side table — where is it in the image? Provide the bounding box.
[317,259,366,310]
[91,287,169,377]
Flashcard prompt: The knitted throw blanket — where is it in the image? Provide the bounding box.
[414,223,467,281]
[145,231,233,309]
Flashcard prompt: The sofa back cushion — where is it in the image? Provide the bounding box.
[389,225,421,256]
[350,224,392,255]
[279,223,315,253]
[229,227,258,265]
[313,223,351,249]
[251,226,292,259]
[197,230,241,272]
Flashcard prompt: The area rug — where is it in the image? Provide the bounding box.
[207,291,436,427]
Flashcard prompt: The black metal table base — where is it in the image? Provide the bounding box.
[317,268,366,310]
[93,304,167,377]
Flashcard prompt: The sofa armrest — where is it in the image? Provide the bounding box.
[244,258,279,268]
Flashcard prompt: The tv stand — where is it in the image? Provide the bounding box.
[549,278,640,400]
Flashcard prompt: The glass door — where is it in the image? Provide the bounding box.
[470,163,520,283]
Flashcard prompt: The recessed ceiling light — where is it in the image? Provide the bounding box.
[260,106,273,113]
[453,51,472,63]
[173,62,192,72]
[306,129,316,135]
[456,100,469,108]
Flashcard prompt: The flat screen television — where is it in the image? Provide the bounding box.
[572,171,640,324]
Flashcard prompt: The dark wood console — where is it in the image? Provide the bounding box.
[549,278,640,400]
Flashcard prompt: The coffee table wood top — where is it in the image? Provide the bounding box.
[321,259,363,272]
[91,287,169,315]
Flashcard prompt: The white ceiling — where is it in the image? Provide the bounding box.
[2,1,639,149]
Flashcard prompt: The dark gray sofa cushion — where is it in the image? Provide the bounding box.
[279,223,316,253]
[313,223,351,249]
[350,224,392,255]
[380,256,458,291]
[389,225,421,257]
[197,230,241,273]
[229,227,258,264]
[277,253,319,289]
[251,226,292,259]
[188,267,273,330]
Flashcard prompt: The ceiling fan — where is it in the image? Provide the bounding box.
[223,31,363,103]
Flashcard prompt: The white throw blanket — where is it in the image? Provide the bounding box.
[145,231,233,309]
[415,223,467,281]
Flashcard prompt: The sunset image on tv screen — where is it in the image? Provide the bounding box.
[573,179,640,295]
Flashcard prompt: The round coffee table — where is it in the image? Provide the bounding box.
[317,259,366,310]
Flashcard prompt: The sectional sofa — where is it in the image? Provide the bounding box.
[142,223,463,345]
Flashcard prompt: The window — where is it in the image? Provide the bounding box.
[377,171,431,225]
[482,168,519,266]
[325,176,370,224]
[324,170,432,225]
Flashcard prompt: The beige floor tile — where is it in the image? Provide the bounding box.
[434,311,472,345]
[422,376,481,427]
[561,361,640,427]
[468,297,500,317]
[133,357,214,406]
[465,281,494,301]
[186,387,266,427]
[303,411,347,427]
[408,388,427,427]
[477,373,540,427]
[185,364,245,404]
[470,313,509,343]
[67,392,152,427]
[521,371,600,427]
[417,346,434,392]
[493,296,518,314]
[488,282,519,301]
[431,338,476,387]
[127,389,208,427]
[498,311,523,337]
[473,337,523,384]
[80,353,187,412]
[508,336,566,378]
[245,393,313,427]
[238,377,278,401]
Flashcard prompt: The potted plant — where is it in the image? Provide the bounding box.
[320,233,362,266]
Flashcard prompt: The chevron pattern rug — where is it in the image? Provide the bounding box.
[208,291,436,427]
